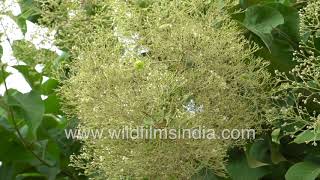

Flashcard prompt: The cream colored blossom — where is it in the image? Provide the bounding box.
[42,0,273,178]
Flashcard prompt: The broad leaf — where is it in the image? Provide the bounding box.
[266,3,300,44]
[241,3,299,72]
[41,79,59,95]
[294,130,320,144]
[44,95,62,114]
[249,139,271,163]
[270,143,286,164]
[285,162,320,180]
[243,5,284,51]
[5,90,44,140]
[226,149,270,180]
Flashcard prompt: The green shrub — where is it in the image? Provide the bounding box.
[58,0,272,178]
[267,0,320,146]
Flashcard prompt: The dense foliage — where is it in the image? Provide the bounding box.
[0,1,82,179]
[0,0,320,179]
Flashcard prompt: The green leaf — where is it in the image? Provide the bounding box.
[0,138,35,162]
[270,143,286,164]
[267,38,296,72]
[12,0,41,34]
[226,149,270,180]
[42,114,66,130]
[285,162,320,180]
[0,45,3,58]
[0,129,26,162]
[266,3,300,43]
[240,0,272,8]
[13,65,43,90]
[246,151,269,168]
[51,52,69,75]
[239,0,296,9]
[14,16,28,34]
[279,0,296,6]
[19,125,30,140]
[243,5,284,51]
[242,3,300,72]
[249,139,271,163]
[41,79,59,95]
[271,128,281,144]
[5,90,44,140]
[0,67,10,85]
[0,163,15,180]
[0,111,13,131]
[44,95,62,114]
[263,161,291,179]
[17,0,41,23]
[16,173,45,180]
[36,165,60,180]
[294,130,320,144]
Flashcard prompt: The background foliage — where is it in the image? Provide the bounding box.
[0,0,83,179]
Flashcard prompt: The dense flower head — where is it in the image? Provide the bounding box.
[54,0,271,178]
